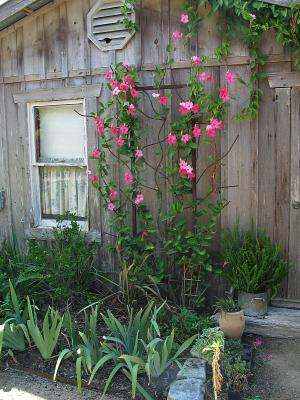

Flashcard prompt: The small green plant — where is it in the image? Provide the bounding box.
[193,328,225,400]
[27,298,63,360]
[192,327,224,363]
[222,225,291,294]
[158,307,215,343]
[222,338,250,393]
[215,298,241,313]
[54,307,102,392]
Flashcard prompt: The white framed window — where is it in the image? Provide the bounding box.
[28,99,89,229]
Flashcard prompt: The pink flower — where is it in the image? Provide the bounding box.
[111,80,118,88]
[266,354,273,361]
[128,104,136,115]
[116,136,124,146]
[135,194,144,205]
[181,134,190,143]
[206,75,213,82]
[142,231,149,238]
[105,71,113,81]
[167,133,177,145]
[124,75,134,85]
[123,63,130,69]
[172,31,182,41]
[193,124,202,138]
[206,125,216,138]
[109,191,117,200]
[179,101,194,114]
[254,338,263,348]
[120,124,129,135]
[124,172,133,184]
[220,86,230,102]
[159,96,168,106]
[108,202,115,211]
[119,82,129,91]
[95,118,104,134]
[192,56,202,67]
[179,159,194,178]
[210,118,223,129]
[111,125,118,136]
[112,87,120,96]
[226,70,236,84]
[152,93,160,98]
[90,175,99,182]
[135,149,143,158]
[180,13,189,24]
[199,72,206,81]
[131,89,138,97]
[92,149,101,158]
[192,104,199,114]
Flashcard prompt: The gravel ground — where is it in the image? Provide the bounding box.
[0,368,124,400]
[245,337,300,400]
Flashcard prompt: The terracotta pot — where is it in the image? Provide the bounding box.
[238,291,268,317]
[219,310,245,339]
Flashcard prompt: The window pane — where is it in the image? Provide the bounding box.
[39,166,88,220]
[34,103,85,163]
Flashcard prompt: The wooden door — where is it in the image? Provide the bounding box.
[273,87,300,306]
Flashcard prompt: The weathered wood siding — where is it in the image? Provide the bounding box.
[0,0,299,300]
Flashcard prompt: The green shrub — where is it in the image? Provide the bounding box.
[0,215,98,311]
[214,297,241,313]
[158,307,215,343]
[222,224,291,294]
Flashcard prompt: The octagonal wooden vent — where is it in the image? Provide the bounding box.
[87,0,136,51]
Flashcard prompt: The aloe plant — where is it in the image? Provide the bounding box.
[27,298,63,360]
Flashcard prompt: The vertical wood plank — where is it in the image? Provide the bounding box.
[288,88,300,299]
[0,83,11,239]
[274,87,291,298]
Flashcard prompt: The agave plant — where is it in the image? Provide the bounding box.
[27,297,63,360]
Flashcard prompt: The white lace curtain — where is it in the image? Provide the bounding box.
[35,103,88,220]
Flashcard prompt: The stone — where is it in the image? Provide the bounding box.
[167,378,205,400]
[177,358,206,381]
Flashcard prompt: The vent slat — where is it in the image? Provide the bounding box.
[93,23,125,34]
[93,15,122,27]
[100,1,123,10]
[93,8,123,18]
[94,30,128,40]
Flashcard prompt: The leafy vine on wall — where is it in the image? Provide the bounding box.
[122,0,300,119]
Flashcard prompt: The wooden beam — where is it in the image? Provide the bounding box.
[268,72,300,88]
[0,0,38,22]
[13,84,102,103]
[260,0,300,6]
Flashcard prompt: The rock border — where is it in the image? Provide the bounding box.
[167,358,206,400]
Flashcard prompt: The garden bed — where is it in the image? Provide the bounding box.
[4,350,178,400]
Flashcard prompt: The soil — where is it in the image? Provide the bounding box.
[244,336,300,400]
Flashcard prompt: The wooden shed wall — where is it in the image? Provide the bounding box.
[0,0,299,300]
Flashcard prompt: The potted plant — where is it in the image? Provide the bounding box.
[215,298,245,339]
[222,225,291,317]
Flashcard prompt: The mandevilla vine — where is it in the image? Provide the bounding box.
[89,25,240,305]
[89,0,300,305]
[122,0,300,120]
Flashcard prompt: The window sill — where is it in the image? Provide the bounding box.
[25,227,102,243]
